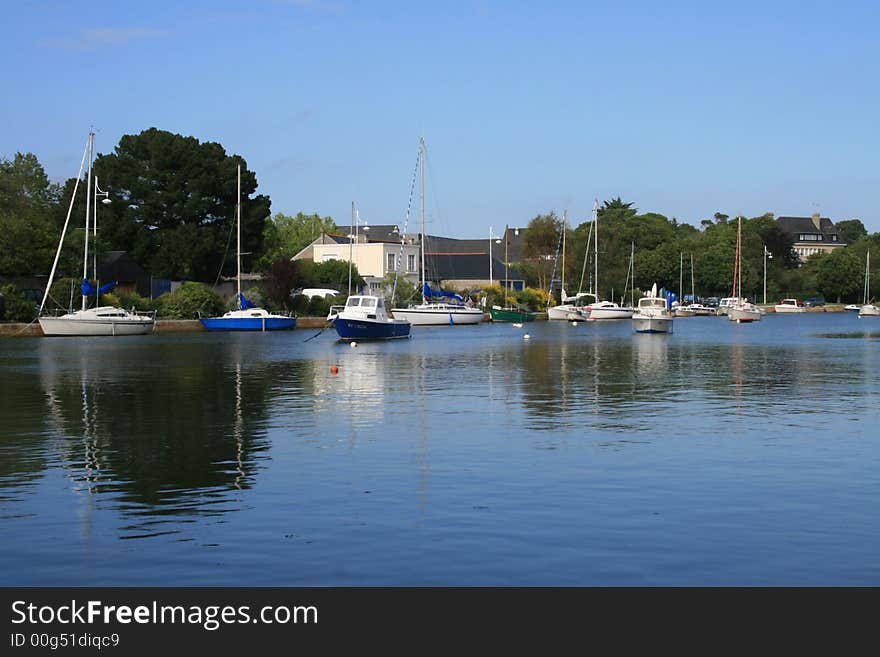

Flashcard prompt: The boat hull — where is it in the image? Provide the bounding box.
[389,307,484,325]
[632,316,673,334]
[547,305,588,320]
[333,317,411,340]
[774,306,805,313]
[858,304,880,317]
[489,307,537,322]
[199,317,296,331]
[589,307,633,320]
[728,307,761,322]
[39,316,154,336]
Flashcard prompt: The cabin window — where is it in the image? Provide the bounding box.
[376,298,385,309]
[362,297,376,308]
[346,298,361,307]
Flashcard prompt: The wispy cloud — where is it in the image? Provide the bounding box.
[37,27,167,50]
[271,0,346,14]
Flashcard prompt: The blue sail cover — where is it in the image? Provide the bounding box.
[422,283,462,302]
[238,293,256,310]
[81,279,117,296]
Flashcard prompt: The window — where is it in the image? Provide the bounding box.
[798,234,821,241]
[387,253,396,271]
[407,254,416,272]
[322,253,338,262]
[346,297,361,307]
[832,235,838,242]
[362,297,376,308]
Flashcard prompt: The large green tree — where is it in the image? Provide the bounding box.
[88,128,271,281]
[0,153,61,276]
[520,211,562,292]
[835,219,867,245]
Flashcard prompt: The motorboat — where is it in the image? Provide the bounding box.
[774,298,806,313]
[332,295,411,340]
[631,284,673,334]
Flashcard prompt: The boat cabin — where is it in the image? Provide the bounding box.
[342,295,390,321]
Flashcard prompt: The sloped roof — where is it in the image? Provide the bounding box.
[777,216,844,244]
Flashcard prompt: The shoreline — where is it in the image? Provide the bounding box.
[0,305,847,337]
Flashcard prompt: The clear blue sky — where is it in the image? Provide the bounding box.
[3,0,879,237]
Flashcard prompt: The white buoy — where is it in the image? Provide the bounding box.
[570,321,578,326]
[350,341,358,347]
[523,333,531,340]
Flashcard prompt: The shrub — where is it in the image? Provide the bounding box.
[0,285,37,322]
[157,282,224,319]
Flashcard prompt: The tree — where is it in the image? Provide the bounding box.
[816,249,862,302]
[259,212,337,269]
[262,259,304,309]
[835,219,867,245]
[90,128,271,280]
[0,153,61,276]
[520,212,561,291]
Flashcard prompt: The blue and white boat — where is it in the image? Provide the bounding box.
[200,294,296,331]
[331,295,410,340]
[199,165,295,332]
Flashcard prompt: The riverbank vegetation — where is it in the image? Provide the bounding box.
[2,128,878,319]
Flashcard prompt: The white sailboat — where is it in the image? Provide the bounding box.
[586,199,633,320]
[391,138,483,326]
[673,252,695,317]
[727,216,762,323]
[547,209,592,320]
[859,251,879,317]
[39,132,155,337]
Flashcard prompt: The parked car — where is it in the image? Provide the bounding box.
[804,297,825,307]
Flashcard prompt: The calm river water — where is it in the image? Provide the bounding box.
[1,313,878,585]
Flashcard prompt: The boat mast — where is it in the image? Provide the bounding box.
[691,253,695,306]
[81,131,94,311]
[732,217,740,301]
[679,252,683,307]
[593,199,599,299]
[93,177,99,307]
[866,251,871,304]
[420,137,426,302]
[236,165,241,308]
[504,224,509,303]
[348,201,354,296]
[561,209,566,296]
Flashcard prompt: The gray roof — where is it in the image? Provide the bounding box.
[777,216,844,245]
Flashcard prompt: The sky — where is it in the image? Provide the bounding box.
[3,0,880,237]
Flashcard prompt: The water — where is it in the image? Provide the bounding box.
[1,313,879,585]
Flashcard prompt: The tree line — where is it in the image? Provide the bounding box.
[517,199,878,305]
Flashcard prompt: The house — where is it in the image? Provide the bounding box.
[777,214,846,262]
[293,225,421,296]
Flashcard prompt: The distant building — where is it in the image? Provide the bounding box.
[423,235,525,291]
[293,225,420,296]
[777,214,846,262]
[100,251,151,297]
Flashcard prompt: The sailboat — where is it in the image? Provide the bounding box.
[673,252,695,317]
[547,210,594,320]
[199,165,296,331]
[858,251,879,317]
[39,131,155,336]
[390,139,483,326]
[489,223,537,322]
[682,253,715,315]
[585,199,633,320]
[727,216,761,323]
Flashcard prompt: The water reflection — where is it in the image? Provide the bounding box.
[1,337,293,539]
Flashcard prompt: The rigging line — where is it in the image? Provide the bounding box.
[391,144,421,305]
[578,220,593,293]
[212,194,238,289]
[422,145,451,290]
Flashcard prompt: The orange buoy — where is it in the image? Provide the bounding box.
[330,365,339,374]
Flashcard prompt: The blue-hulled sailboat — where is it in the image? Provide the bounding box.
[199,165,296,332]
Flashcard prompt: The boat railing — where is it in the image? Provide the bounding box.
[327,305,345,320]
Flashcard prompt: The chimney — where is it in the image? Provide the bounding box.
[811,212,821,231]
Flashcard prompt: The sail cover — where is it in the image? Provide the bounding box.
[423,283,462,302]
[238,293,256,310]
[81,279,117,296]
